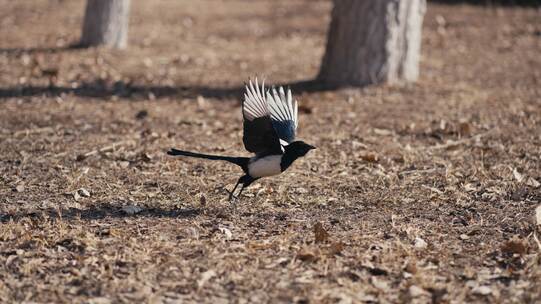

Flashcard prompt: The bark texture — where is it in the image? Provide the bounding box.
[80,0,131,48]
[318,0,426,86]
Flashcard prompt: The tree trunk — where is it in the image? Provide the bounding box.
[80,0,131,49]
[318,0,426,87]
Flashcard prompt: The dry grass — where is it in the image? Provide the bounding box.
[1,0,540,303]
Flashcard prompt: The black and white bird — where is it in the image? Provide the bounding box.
[167,78,315,200]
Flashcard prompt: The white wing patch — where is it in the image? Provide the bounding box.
[266,86,298,130]
[242,77,299,147]
[243,78,269,121]
[243,78,298,130]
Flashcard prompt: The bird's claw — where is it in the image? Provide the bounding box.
[227,189,238,202]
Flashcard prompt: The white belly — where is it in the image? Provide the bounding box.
[248,155,282,178]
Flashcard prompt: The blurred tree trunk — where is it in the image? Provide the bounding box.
[318,0,426,86]
[80,0,131,48]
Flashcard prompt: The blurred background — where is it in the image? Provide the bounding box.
[1,0,538,97]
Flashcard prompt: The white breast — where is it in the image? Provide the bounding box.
[248,155,283,178]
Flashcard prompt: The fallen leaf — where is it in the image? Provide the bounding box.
[373,128,393,136]
[73,191,81,201]
[248,242,273,250]
[352,140,367,149]
[409,285,428,297]
[295,187,309,194]
[358,293,378,302]
[296,248,318,262]
[140,153,153,162]
[327,197,338,203]
[360,152,379,163]
[218,227,232,240]
[197,270,216,289]
[78,188,90,198]
[513,168,524,183]
[298,104,313,114]
[76,154,87,161]
[119,161,130,168]
[422,185,444,195]
[414,237,428,250]
[404,260,417,274]
[87,297,112,304]
[5,255,17,266]
[435,14,447,27]
[458,121,472,136]
[135,110,148,120]
[439,119,447,131]
[371,277,389,291]
[501,237,527,255]
[361,265,388,276]
[327,242,344,255]
[199,194,207,206]
[526,177,540,188]
[463,183,477,192]
[197,95,208,109]
[40,67,58,77]
[314,222,329,243]
[266,257,289,269]
[472,285,493,296]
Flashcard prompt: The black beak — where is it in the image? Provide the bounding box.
[308,145,316,150]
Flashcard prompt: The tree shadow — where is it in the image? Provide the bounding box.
[430,0,540,6]
[0,79,338,101]
[0,43,338,100]
[0,44,87,56]
[0,203,201,223]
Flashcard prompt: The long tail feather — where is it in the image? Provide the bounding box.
[167,148,248,168]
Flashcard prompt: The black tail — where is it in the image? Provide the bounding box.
[167,148,248,169]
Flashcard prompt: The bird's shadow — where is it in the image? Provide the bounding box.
[0,203,202,223]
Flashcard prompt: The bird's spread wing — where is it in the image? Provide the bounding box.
[242,79,282,155]
[242,78,268,121]
[242,78,299,155]
[266,86,298,146]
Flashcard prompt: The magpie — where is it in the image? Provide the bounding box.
[167,78,315,200]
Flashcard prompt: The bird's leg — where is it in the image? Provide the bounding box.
[237,184,247,198]
[237,176,255,199]
[228,176,243,202]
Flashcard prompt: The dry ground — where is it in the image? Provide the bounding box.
[1,0,541,303]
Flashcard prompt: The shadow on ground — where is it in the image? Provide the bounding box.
[0,46,337,100]
[430,0,540,6]
[0,204,201,223]
[0,79,338,100]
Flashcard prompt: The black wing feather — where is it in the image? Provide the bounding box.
[266,87,298,145]
[242,116,282,156]
[271,119,296,144]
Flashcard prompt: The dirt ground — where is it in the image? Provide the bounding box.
[1,0,540,303]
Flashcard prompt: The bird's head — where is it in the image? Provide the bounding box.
[284,141,316,158]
